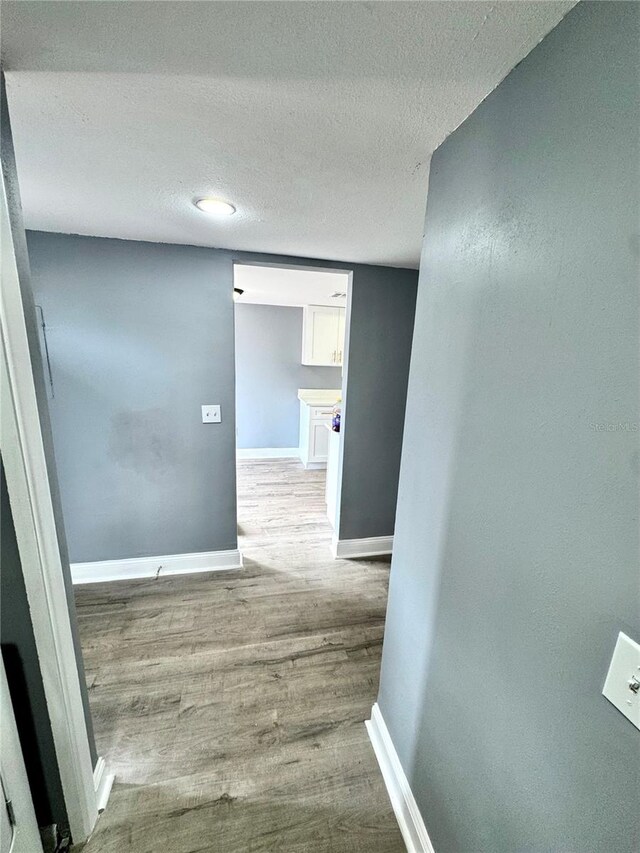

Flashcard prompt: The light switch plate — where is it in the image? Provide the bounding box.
[602,632,640,730]
[202,404,221,424]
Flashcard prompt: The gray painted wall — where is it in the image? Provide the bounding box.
[27,232,239,563]
[27,235,415,564]
[339,268,417,540]
[235,303,341,449]
[378,3,640,851]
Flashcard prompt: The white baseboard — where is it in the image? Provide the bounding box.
[71,549,243,585]
[237,447,300,459]
[366,703,434,853]
[93,757,114,814]
[331,535,393,559]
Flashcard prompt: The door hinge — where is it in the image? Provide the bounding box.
[54,832,71,853]
[5,796,16,827]
[1,775,16,828]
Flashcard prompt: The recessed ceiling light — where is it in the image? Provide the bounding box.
[194,197,236,216]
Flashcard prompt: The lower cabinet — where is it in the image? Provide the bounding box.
[299,402,334,468]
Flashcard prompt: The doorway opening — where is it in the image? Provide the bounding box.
[232,262,352,556]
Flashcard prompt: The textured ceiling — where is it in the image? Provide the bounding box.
[234,264,350,309]
[2,1,575,268]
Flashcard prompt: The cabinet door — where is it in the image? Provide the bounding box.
[302,306,341,365]
[336,309,346,366]
[309,421,330,462]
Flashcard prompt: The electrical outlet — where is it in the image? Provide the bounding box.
[602,632,640,730]
[201,405,221,424]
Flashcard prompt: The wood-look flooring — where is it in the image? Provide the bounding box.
[74,458,402,852]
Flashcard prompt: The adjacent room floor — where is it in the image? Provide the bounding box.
[74,458,403,852]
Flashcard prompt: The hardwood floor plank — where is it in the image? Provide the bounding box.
[73,458,401,851]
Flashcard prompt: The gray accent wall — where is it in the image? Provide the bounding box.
[339,268,417,540]
[235,303,341,449]
[27,232,239,563]
[377,3,640,851]
[27,235,416,564]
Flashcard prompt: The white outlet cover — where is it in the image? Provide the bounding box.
[201,404,221,424]
[602,632,640,730]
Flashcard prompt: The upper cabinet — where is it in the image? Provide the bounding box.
[302,305,346,366]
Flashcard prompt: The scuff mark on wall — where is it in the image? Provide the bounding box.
[108,408,182,483]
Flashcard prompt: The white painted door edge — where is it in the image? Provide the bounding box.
[0,170,99,842]
[1,657,44,852]
[236,447,300,460]
[92,758,115,814]
[366,703,435,853]
[331,535,393,559]
[71,549,243,585]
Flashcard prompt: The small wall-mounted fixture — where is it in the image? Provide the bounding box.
[194,197,236,216]
[233,288,244,302]
[602,631,640,730]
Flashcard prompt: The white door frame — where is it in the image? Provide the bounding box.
[0,164,107,842]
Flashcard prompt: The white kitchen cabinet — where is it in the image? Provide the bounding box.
[310,418,330,460]
[301,305,346,366]
[297,389,340,469]
[337,310,346,361]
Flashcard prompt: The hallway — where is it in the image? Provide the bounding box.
[74,459,402,852]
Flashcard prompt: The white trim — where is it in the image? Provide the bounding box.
[236,447,300,460]
[331,534,393,559]
[71,548,243,585]
[0,168,98,841]
[92,758,114,814]
[366,703,435,853]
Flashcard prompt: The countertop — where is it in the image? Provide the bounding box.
[297,388,341,407]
